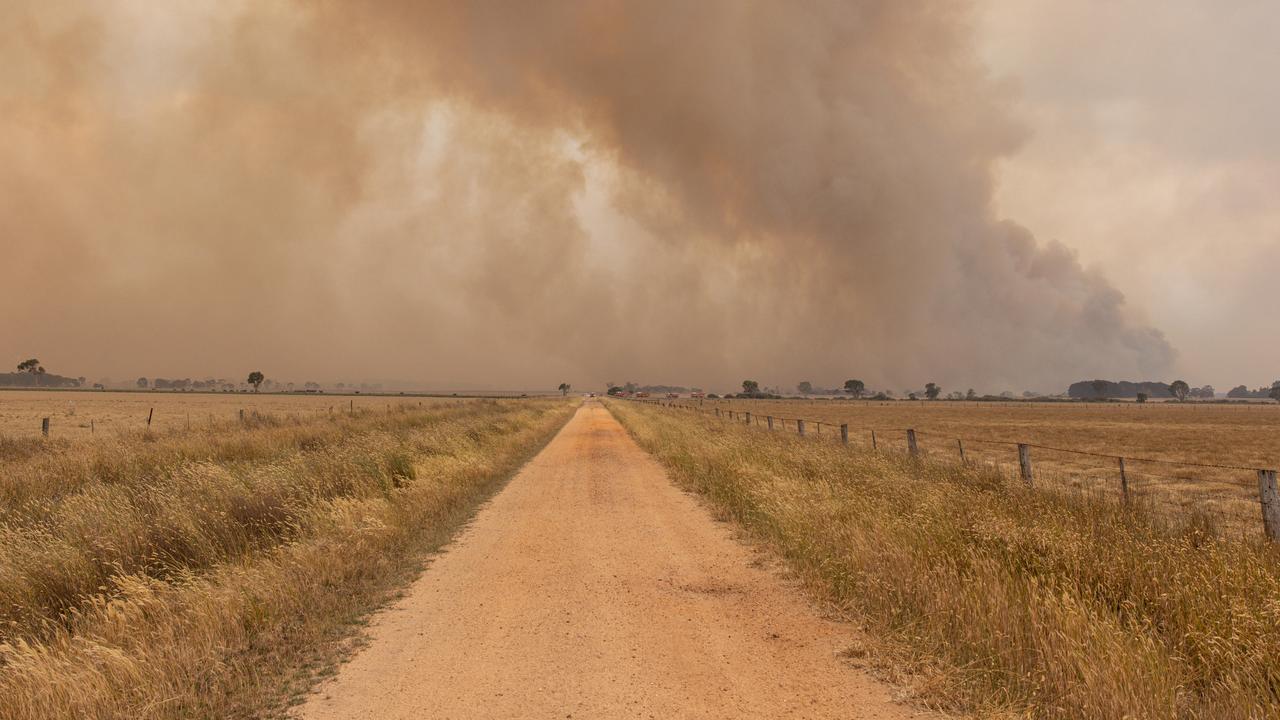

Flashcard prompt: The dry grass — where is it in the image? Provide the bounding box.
[0,398,576,719]
[608,399,1280,719]
[0,389,464,439]
[682,398,1280,533]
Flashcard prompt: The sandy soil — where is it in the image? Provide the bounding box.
[295,401,931,719]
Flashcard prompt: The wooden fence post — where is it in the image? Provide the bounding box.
[1018,444,1034,485]
[957,439,965,464]
[147,408,154,428]
[840,424,849,445]
[1118,457,1130,506]
[797,419,806,437]
[239,409,245,423]
[1258,469,1280,542]
[767,416,774,430]
[90,419,94,434]
[906,429,918,457]
[41,418,50,436]
[871,430,877,450]
[745,412,751,425]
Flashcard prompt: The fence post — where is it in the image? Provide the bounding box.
[41,417,49,436]
[767,416,774,430]
[871,430,877,450]
[840,424,849,445]
[1118,457,1130,506]
[957,439,965,464]
[239,408,245,423]
[745,412,751,426]
[1258,469,1280,542]
[1018,444,1034,485]
[797,419,806,437]
[906,429,918,457]
[147,408,154,428]
[90,419,94,434]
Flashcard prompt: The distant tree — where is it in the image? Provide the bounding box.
[17,358,40,373]
[1169,380,1190,402]
[1136,392,1148,403]
[1270,386,1280,403]
[924,382,941,400]
[247,371,265,393]
[1090,379,1109,399]
[908,392,919,401]
[76,377,86,387]
[948,391,963,400]
[607,386,623,396]
[742,380,760,395]
[966,388,977,400]
[1188,385,1216,399]
[558,382,571,396]
[93,383,105,390]
[843,379,865,398]
[797,381,813,395]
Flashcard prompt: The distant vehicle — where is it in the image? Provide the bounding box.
[588,392,596,397]
[636,392,650,398]
[667,393,679,398]
[690,391,705,398]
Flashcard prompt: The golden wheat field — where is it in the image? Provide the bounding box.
[0,389,470,439]
[674,398,1280,533]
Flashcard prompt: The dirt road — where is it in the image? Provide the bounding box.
[296,401,928,719]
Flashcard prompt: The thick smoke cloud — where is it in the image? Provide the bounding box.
[0,1,1172,392]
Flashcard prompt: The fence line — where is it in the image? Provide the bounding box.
[622,397,1280,543]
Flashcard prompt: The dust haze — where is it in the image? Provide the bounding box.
[0,1,1173,392]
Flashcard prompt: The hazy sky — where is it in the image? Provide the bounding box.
[977,0,1280,390]
[2,2,1274,393]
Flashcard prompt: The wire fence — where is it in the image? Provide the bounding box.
[620,397,1280,543]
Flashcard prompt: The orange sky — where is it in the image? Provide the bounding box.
[2,2,1272,393]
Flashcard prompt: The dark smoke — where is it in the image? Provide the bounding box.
[0,1,1172,392]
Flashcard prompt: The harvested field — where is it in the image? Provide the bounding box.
[676,398,1280,534]
[0,389,469,440]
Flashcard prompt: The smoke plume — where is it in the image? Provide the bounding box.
[0,1,1172,392]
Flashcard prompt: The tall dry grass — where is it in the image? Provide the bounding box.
[0,399,575,719]
[608,400,1280,719]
